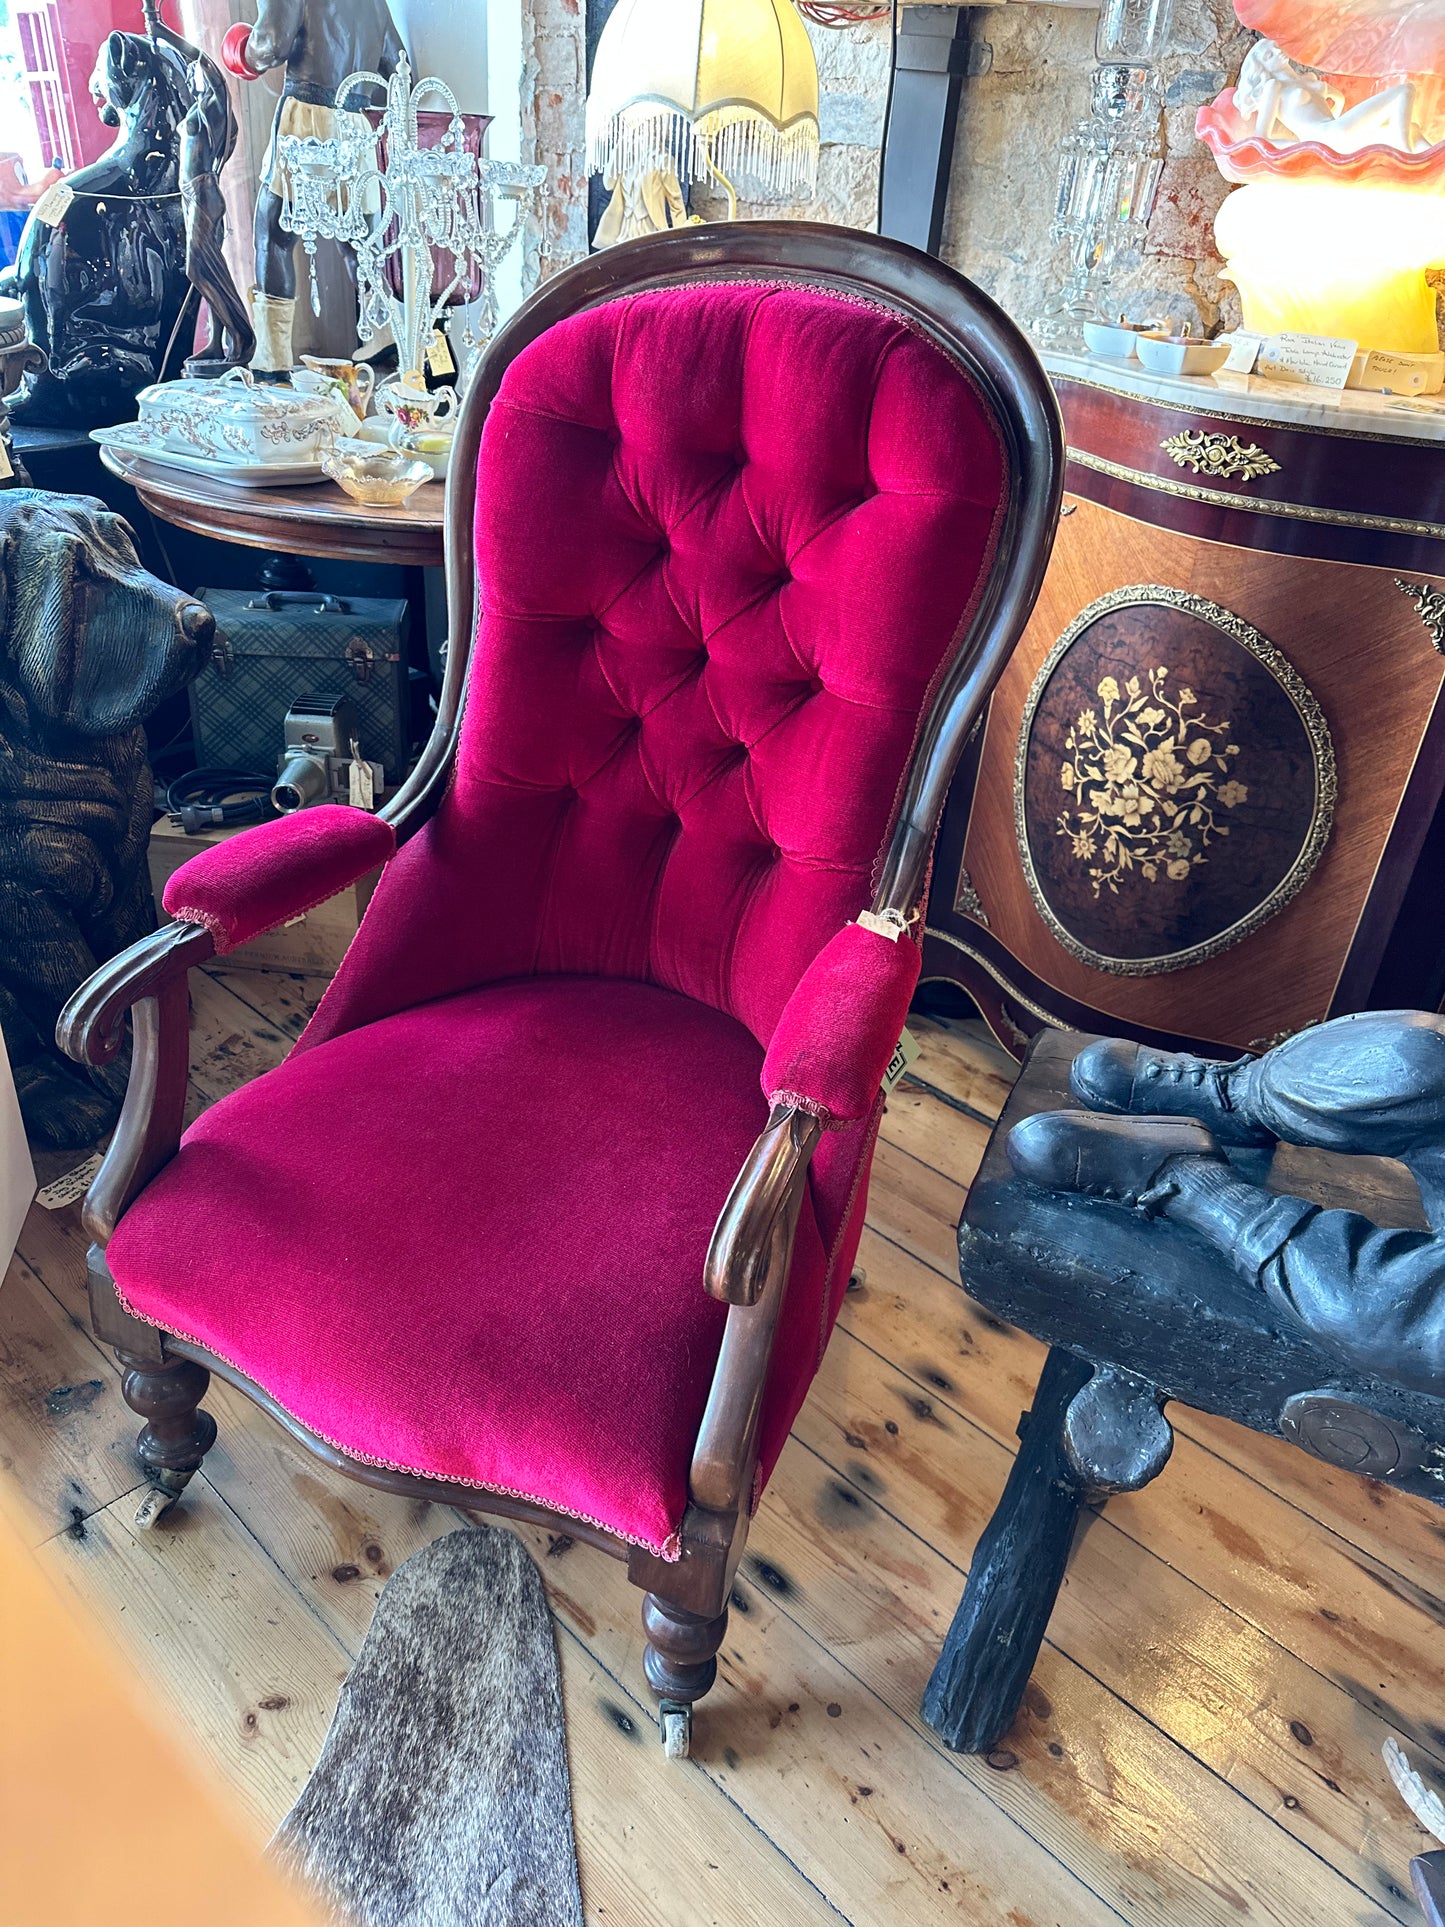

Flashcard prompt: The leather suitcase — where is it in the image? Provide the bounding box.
[191,589,411,781]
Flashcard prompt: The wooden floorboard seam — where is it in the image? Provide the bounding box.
[897,1072,1000,1131]
[549,1617,864,1927]
[824,1311,1445,1786]
[723,1563,1139,1927]
[782,1432,1418,1927]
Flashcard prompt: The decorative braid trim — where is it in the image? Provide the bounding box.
[767,1088,838,1127]
[106,1273,683,1561]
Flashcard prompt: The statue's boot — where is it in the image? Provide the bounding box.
[1070,1039,1271,1146]
[251,289,295,377]
[1072,1012,1445,1227]
[1008,1111,1224,1212]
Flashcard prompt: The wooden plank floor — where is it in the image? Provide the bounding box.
[7,965,1444,1925]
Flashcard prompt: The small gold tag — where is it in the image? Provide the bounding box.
[882,1027,922,1096]
[426,329,456,378]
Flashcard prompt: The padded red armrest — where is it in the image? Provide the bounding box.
[162,805,396,956]
[761,921,921,1127]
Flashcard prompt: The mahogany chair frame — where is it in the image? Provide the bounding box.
[59,222,1063,1750]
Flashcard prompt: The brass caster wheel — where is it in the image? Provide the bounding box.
[134,1484,181,1531]
[659,1701,692,1761]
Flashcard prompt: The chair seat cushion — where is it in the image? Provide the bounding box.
[107,977,826,1558]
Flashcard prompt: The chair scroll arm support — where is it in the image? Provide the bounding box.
[56,921,215,1246]
[704,1104,822,1310]
[692,1105,821,1518]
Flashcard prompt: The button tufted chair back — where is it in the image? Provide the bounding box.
[307,234,1060,1059]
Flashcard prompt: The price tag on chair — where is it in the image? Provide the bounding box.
[883,1027,922,1096]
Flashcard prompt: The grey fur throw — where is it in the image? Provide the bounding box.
[272,1527,584,1927]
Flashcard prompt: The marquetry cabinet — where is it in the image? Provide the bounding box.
[926,352,1445,1056]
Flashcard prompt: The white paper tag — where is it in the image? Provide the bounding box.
[426,329,456,379]
[36,1153,103,1211]
[30,180,74,226]
[1256,332,1358,389]
[348,739,375,812]
[856,909,913,943]
[1353,348,1442,395]
[882,1027,923,1097]
[0,442,12,482]
[1221,331,1263,374]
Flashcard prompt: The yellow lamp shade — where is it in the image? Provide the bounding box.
[586,0,820,205]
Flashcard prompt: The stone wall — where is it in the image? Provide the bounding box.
[524,0,1253,338]
[941,0,1251,335]
[524,0,589,284]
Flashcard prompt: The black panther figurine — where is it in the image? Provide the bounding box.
[0,492,215,1147]
[5,31,192,425]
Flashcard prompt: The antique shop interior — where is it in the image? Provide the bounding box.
[7,0,1445,1923]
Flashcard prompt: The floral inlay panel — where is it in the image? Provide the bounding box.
[1057,668,1247,898]
[1015,586,1335,976]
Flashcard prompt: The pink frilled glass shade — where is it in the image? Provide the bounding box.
[1197,0,1445,186]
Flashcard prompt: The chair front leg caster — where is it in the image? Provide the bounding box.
[641,1592,728,1761]
[117,1351,218,1530]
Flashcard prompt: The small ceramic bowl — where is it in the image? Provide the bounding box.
[1081,318,1165,360]
[1135,333,1230,377]
[322,443,434,507]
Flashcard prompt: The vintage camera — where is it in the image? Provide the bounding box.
[272,695,384,813]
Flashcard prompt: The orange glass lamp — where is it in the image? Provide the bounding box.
[585,0,820,241]
[1197,0,1445,354]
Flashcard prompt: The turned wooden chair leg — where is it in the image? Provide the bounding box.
[921,1346,1172,1754]
[117,1350,218,1530]
[641,1592,729,1761]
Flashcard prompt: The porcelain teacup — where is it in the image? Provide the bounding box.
[299,355,375,417]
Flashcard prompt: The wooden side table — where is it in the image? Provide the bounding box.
[926,354,1445,1057]
[97,449,447,571]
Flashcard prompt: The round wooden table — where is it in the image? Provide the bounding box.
[99,448,446,569]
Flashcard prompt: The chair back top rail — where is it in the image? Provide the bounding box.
[382,222,1064,921]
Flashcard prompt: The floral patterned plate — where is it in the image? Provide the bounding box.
[90,421,329,488]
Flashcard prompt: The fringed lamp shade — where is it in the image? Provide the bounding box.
[586,0,820,235]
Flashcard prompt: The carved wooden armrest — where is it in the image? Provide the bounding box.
[56,921,216,1246]
[691,1105,823,1517]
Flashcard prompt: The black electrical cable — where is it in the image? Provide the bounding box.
[165,767,273,835]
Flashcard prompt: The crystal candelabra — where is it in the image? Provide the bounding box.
[275,52,545,385]
[1035,0,1175,345]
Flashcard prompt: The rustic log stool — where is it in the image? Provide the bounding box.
[923,1026,1445,1755]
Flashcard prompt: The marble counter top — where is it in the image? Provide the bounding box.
[1043,348,1445,442]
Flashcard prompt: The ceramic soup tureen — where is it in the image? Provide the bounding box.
[134,367,341,465]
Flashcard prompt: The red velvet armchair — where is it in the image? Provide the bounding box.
[59,225,1061,1756]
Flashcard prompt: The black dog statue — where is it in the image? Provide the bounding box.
[0,491,215,1147]
[4,32,192,426]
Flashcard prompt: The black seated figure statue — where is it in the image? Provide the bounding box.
[5,30,192,426]
[0,492,215,1149]
[923,1013,1445,1758]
